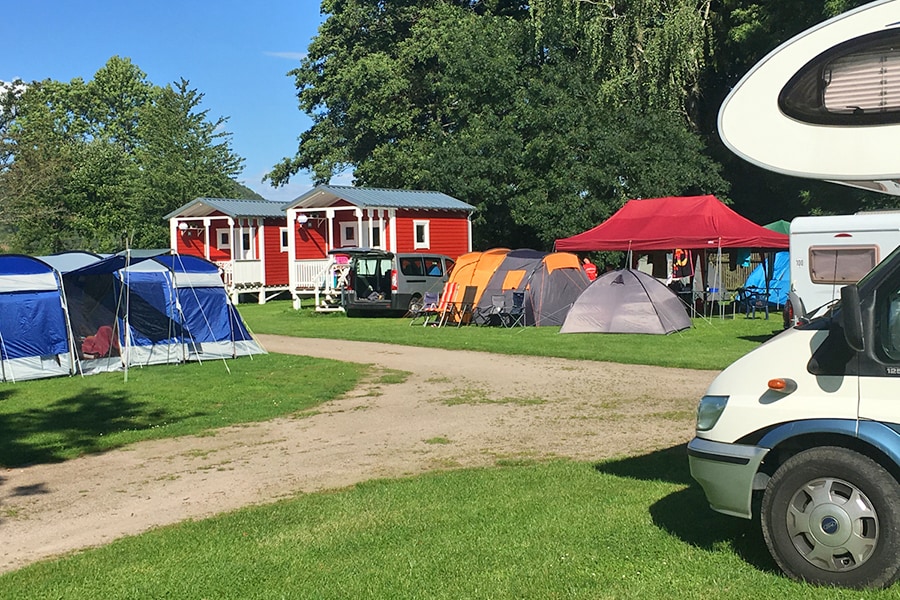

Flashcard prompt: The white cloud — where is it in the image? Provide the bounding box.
[265,51,307,61]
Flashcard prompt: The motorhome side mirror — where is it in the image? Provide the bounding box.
[840,284,865,352]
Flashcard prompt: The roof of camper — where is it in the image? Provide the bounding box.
[791,212,900,234]
[164,198,288,219]
[288,185,475,211]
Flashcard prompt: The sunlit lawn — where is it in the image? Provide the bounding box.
[0,453,875,599]
[0,300,820,596]
[239,300,783,371]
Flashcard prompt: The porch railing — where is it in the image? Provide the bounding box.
[215,259,263,287]
[294,259,331,289]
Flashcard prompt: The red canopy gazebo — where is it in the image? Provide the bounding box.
[555,195,789,318]
[554,195,788,252]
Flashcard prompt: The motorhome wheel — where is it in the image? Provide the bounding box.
[761,447,900,589]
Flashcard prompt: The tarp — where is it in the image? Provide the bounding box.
[744,250,790,307]
[0,255,76,381]
[560,269,691,335]
[555,195,789,251]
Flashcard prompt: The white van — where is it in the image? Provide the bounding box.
[689,0,900,590]
[786,213,900,326]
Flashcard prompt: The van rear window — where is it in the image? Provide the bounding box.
[809,245,879,284]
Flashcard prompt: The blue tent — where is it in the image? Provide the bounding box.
[153,254,261,360]
[743,251,789,307]
[62,251,264,372]
[0,255,76,381]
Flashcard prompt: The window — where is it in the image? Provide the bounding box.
[239,229,256,260]
[414,220,430,250]
[780,30,900,126]
[280,227,289,252]
[340,222,358,247]
[371,224,382,248]
[423,257,443,277]
[216,229,231,250]
[881,288,900,360]
[809,245,879,285]
[400,257,424,276]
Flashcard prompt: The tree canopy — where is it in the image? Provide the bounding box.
[0,57,252,254]
[270,0,729,249]
[271,0,897,249]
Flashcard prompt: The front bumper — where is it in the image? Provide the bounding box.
[687,437,769,519]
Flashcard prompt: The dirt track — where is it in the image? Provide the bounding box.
[0,335,716,573]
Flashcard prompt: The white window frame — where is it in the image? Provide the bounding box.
[216,229,231,250]
[413,220,430,250]
[340,222,358,247]
[279,227,289,252]
[370,223,382,249]
[239,228,257,260]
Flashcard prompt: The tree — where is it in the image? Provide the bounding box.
[529,0,713,124]
[272,0,728,249]
[0,58,248,253]
[700,0,895,221]
[133,79,245,248]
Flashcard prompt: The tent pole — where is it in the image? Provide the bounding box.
[57,272,81,376]
[123,247,131,383]
[717,242,724,319]
[0,328,7,383]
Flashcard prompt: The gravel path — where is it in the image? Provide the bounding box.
[0,335,716,573]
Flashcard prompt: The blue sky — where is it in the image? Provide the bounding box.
[6,1,343,203]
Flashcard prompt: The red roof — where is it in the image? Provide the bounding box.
[555,195,789,251]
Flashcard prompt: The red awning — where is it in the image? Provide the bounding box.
[555,195,789,251]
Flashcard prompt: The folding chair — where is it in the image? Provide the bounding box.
[735,286,770,320]
[408,292,439,326]
[424,282,459,327]
[474,294,506,326]
[502,291,526,327]
[450,285,478,327]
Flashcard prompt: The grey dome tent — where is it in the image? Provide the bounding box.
[560,269,691,334]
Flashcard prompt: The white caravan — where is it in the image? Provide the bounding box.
[786,213,900,325]
[689,0,900,590]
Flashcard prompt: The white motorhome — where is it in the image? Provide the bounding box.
[786,213,900,325]
[688,0,900,590]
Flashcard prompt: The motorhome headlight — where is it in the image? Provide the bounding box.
[696,395,729,431]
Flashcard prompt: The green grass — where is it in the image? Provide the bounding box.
[239,301,782,371]
[0,353,366,468]
[0,452,876,599]
[0,302,811,593]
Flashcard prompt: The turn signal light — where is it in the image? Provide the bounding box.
[768,378,797,394]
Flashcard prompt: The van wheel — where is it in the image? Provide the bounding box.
[408,295,422,313]
[761,447,900,589]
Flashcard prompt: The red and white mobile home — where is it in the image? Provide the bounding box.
[286,186,474,308]
[166,198,291,303]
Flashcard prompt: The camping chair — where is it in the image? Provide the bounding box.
[408,292,440,326]
[424,282,459,327]
[735,286,770,319]
[450,285,478,327]
[501,291,526,327]
[474,294,506,326]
